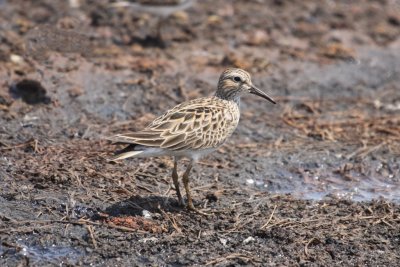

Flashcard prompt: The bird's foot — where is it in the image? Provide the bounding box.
[177,197,186,207]
[187,202,210,216]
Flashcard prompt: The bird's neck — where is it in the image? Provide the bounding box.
[215,89,241,105]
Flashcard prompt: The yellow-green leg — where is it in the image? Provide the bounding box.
[182,161,209,216]
[172,158,184,206]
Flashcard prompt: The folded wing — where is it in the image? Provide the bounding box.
[110,97,239,151]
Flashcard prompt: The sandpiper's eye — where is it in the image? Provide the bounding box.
[233,76,242,82]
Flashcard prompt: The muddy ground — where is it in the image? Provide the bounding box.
[1,0,400,266]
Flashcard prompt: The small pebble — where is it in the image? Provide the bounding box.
[10,54,24,64]
[246,179,255,185]
[142,209,152,219]
[219,237,228,246]
[243,237,255,244]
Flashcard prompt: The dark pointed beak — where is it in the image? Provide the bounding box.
[249,85,276,104]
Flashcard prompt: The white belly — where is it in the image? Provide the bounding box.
[136,147,216,161]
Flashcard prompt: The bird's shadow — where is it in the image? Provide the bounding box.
[102,195,183,217]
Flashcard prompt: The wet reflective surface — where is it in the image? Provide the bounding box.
[0,0,400,265]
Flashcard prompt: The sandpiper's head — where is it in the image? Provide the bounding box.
[215,68,276,104]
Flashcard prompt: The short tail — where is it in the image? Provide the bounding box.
[108,144,143,162]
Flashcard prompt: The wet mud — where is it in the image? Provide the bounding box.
[1,0,400,266]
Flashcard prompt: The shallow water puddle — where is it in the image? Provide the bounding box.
[0,240,84,265]
[246,156,400,203]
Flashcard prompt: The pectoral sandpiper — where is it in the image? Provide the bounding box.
[108,68,276,214]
